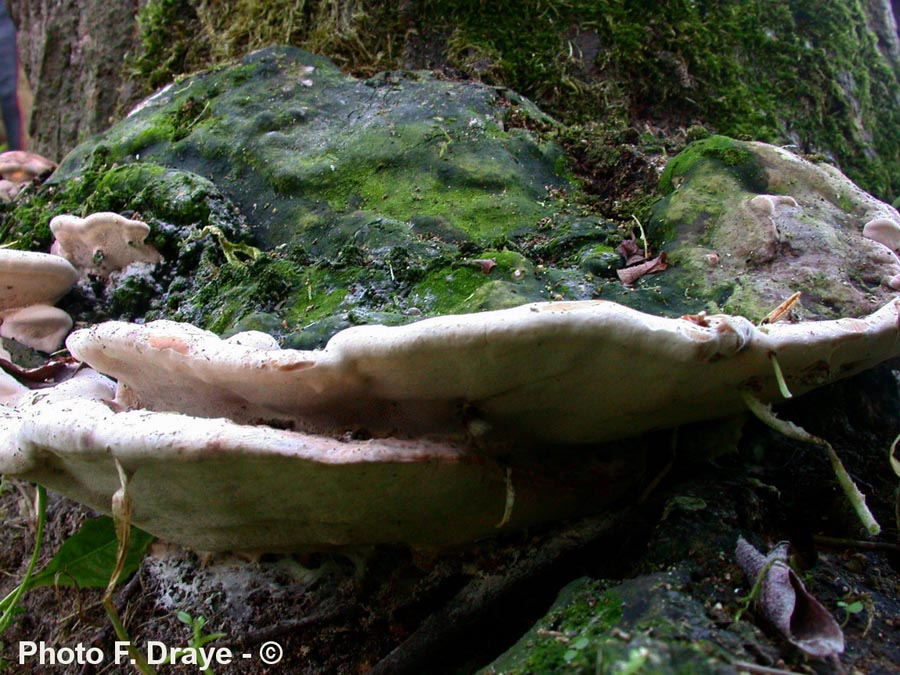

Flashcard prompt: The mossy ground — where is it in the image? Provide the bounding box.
[26,47,679,342]
[133,0,900,205]
[481,578,624,674]
[102,0,900,334]
[482,571,747,675]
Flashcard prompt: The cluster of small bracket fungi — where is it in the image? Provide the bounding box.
[0,150,56,202]
[0,212,161,356]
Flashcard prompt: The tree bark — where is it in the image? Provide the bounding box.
[7,0,142,161]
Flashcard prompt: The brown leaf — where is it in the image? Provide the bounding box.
[615,238,646,266]
[617,252,668,286]
[0,355,81,387]
[735,536,844,659]
[470,258,497,275]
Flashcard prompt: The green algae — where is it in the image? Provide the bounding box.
[15,47,619,339]
[60,48,571,256]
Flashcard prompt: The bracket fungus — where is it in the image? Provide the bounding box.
[50,212,163,279]
[0,249,78,310]
[2,299,899,551]
[0,305,73,355]
[0,367,636,551]
[0,150,57,202]
[0,249,78,352]
[66,300,900,445]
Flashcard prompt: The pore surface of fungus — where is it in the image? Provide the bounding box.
[0,368,637,551]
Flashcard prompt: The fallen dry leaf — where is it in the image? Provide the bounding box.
[617,252,668,286]
[615,238,646,266]
[0,355,80,387]
[735,536,844,659]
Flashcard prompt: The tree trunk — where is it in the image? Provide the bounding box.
[7,0,142,161]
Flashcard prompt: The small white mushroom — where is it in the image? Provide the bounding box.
[0,249,78,311]
[862,216,900,251]
[748,194,798,216]
[50,212,163,279]
[742,195,798,264]
[0,305,73,354]
[0,150,56,183]
[0,179,22,202]
[0,250,78,352]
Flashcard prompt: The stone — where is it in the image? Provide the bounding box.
[649,135,900,321]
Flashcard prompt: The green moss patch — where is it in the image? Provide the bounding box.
[483,571,744,675]
[133,1,900,203]
[649,138,900,321]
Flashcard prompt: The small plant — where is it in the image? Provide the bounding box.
[836,592,874,635]
[836,599,864,627]
[0,484,46,634]
[562,635,591,664]
[164,612,226,675]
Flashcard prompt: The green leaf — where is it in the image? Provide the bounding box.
[841,600,864,614]
[572,636,590,650]
[25,516,153,590]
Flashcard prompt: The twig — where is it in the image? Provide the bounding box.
[733,660,808,675]
[223,602,356,649]
[812,535,900,553]
[759,291,802,325]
